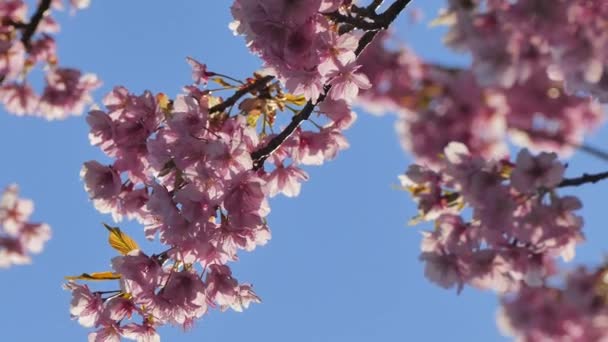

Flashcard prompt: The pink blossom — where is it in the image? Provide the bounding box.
[264,165,309,197]
[407,143,582,293]
[111,251,162,297]
[39,68,101,120]
[0,40,25,82]
[327,62,371,102]
[0,184,51,267]
[0,83,39,116]
[186,57,211,85]
[147,270,208,326]
[510,149,565,193]
[88,326,121,342]
[122,322,160,342]
[65,283,103,328]
[81,161,122,200]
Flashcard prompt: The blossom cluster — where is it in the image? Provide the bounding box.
[0,0,99,119]
[230,0,372,102]
[67,55,356,340]
[443,0,608,101]
[0,184,51,268]
[498,265,608,341]
[401,142,583,293]
[357,33,604,165]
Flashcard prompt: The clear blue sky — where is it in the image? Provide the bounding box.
[1,1,607,341]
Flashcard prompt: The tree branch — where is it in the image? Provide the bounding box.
[21,0,52,50]
[330,0,412,31]
[251,0,413,170]
[576,143,608,163]
[208,75,274,115]
[559,171,608,188]
[366,0,385,12]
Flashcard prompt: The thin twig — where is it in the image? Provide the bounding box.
[208,75,274,115]
[576,143,608,163]
[367,0,386,12]
[325,12,378,30]
[21,0,52,50]
[330,0,413,31]
[559,171,608,188]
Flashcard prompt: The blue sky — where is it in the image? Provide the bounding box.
[1,1,607,341]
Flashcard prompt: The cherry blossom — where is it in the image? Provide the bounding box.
[0,0,99,119]
[0,184,51,268]
[404,143,583,293]
[67,51,357,337]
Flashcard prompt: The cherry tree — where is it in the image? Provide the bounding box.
[2,0,608,341]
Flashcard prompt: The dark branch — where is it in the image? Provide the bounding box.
[559,171,608,188]
[251,86,329,170]
[251,0,413,170]
[367,0,385,11]
[351,1,384,18]
[208,75,274,115]
[576,143,608,163]
[325,12,378,30]
[330,0,412,31]
[21,0,52,50]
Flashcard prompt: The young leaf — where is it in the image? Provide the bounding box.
[65,271,121,281]
[103,223,140,255]
[284,93,307,106]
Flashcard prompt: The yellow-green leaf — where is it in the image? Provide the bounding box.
[212,77,234,88]
[103,223,140,255]
[65,271,121,281]
[429,11,456,27]
[284,93,307,106]
[247,112,262,127]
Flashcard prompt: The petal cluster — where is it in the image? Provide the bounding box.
[357,32,603,164]
[0,0,99,119]
[403,143,582,293]
[498,266,608,342]
[68,55,356,339]
[0,184,51,268]
[230,0,370,102]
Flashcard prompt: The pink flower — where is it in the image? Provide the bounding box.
[318,98,357,129]
[0,83,39,116]
[147,270,207,326]
[111,251,162,298]
[86,110,114,147]
[122,321,160,342]
[186,57,211,85]
[0,237,29,267]
[102,296,135,322]
[264,165,309,197]
[0,40,25,82]
[88,326,121,342]
[70,0,91,11]
[39,68,101,120]
[19,222,51,253]
[0,184,51,267]
[510,149,565,193]
[327,62,371,102]
[65,283,103,328]
[0,184,34,234]
[81,161,122,200]
[205,265,238,310]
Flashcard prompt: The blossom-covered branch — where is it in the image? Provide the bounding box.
[403,144,582,293]
[209,75,275,115]
[0,0,99,119]
[250,0,413,169]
